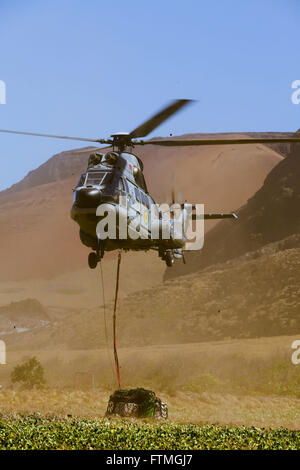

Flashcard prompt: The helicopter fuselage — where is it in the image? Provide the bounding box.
[71,151,184,260]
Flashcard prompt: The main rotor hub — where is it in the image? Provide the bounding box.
[110,132,133,151]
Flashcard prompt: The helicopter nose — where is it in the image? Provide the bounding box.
[74,187,102,208]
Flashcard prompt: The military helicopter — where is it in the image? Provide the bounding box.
[1,99,300,268]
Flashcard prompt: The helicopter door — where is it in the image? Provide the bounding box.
[118,177,127,206]
[140,191,151,233]
[125,180,141,236]
[133,186,147,238]
[136,189,150,236]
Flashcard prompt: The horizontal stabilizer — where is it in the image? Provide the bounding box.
[192,212,238,220]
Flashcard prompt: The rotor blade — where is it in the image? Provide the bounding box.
[0,128,111,144]
[135,137,300,146]
[129,99,194,139]
[73,146,112,155]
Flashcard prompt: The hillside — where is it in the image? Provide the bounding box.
[0,148,92,196]
[0,134,298,352]
[2,234,300,350]
[166,142,300,280]
[0,298,49,334]
[0,133,284,283]
[0,132,292,197]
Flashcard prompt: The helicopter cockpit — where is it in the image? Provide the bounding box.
[72,168,116,209]
[72,147,150,215]
[79,171,113,187]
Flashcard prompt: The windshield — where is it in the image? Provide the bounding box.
[76,173,86,187]
[85,171,112,186]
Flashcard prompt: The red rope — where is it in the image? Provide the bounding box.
[113,252,122,389]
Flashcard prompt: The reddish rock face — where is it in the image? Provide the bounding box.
[0,133,284,281]
[165,143,300,281]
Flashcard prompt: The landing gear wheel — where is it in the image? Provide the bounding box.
[158,247,166,261]
[165,251,174,267]
[88,252,98,269]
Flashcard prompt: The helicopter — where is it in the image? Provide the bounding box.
[1,99,300,268]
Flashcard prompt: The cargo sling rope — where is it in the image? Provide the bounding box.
[100,252,169,420]
[99,251,122,390]
[99,260,115,380]
[98,251,123,390]
[113,252,122,389]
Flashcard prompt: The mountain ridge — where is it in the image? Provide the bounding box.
[165,143,300,280]
[0,132,294,197]
[0,133,285,281]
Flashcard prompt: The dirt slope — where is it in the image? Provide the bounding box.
[2,234,300,350]
[0,133,283,285]
[165,143,300,280]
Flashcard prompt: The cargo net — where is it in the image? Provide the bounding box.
[105,388,168,420]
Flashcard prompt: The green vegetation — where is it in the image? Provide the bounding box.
[11,356,46,390]
[0,416,299,450]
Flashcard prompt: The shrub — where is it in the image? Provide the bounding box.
[11,357,46,390]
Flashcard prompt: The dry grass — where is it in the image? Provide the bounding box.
[1,335,300,429]
[2,336,299,394]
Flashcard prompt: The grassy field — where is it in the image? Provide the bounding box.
[1,335,300,449]
[1,335,300,431]
[1,415,300,450]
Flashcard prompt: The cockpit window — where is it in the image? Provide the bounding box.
[141,192,150,208]
[86,171,112,186]
[118,178,125,191]
[134,187,141,202]
[77,173,86,187]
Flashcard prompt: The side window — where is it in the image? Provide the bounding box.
[125,180,136,203]
[118,178,125,191]
[141,192,150,208]
[140,173,148,194]
[134,187,141,202]
[124,178,129,193]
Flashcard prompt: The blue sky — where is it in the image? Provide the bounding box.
[0,0,299,190]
